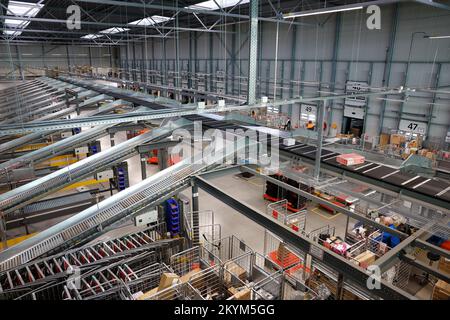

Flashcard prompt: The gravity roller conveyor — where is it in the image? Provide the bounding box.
[0,137,240,271]
[0,118,189,216]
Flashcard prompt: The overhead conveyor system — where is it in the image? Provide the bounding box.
[184,114,450,212]
[0,118,189,217]
[0,99,132,178]
[0,131,237,271]
[0,80,47,99]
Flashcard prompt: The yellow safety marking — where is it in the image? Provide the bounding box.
[62,178,109,191]
[15,143,51,152]
[311,206,342,220]
[0,233,37,250]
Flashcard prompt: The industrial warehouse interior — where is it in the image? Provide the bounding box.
[0,0,449,304]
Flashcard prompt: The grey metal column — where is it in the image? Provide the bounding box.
[140,156,147,181]
[191,180,200,246]
[336,273,344,300]
[66,45,71,72]
[314,101,325,179]
[247,0,259,106]
[0,215,7,250]
[158,148,169,171]
[110,132,115,147]
[16,45,24,80]
[378,4,399,135]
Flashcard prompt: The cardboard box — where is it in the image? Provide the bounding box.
[137,287,158,300]
[179,268,202,283]
[390,134,405,145]
[224,261,247,284]
[336,153,365,166]
[283,138,295,146]
[231,288,251,300]
[379,133,390,146]
[158,273,180,292]
[432,280,450,300]
[353,250,376,269]
[277,243,291,264]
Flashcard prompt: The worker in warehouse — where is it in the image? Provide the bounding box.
[284,117,292,131]
[306,120,315,130]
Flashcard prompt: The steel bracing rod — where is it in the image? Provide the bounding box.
[84,75,245,103]
[0,85,405,135]
[73,0,314,27]
[193,176,414,300]
[0,16,229,34]
[239,166,408,239]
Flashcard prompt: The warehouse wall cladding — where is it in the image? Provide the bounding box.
[0,0,449,316]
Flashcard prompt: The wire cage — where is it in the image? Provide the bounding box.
[266,200,307,233]
[306,225,336,246]
[169,246,221,277]
[347,231,392,269]
[63,252,160,300]
[382,259,412,291]
[282,272,319,300]
[184,210,222,245]
[185,265,233,300]
[205,235,254,263]
[142,281,192,300]
[263,230,305,276]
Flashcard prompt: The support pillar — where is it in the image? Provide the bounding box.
[110,133,115,147]
[315,101,325,179]
[247,0,259,106]
[336,273,344,300]
[140,157,147,181]
[191,180,200,246]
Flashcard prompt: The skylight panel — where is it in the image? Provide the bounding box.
[81,34,104,39]
[128,15,173,26]
[186,0,249,11]
[3,1,44,36]
[7,1,44,17]
[100,27,130,34]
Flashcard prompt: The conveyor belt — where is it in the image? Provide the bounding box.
[0,224,171,292]
[0,127,242,271]
[6,191,100,229]
[184,114,450,210]
[0,99,132,177]
[0,118,188,216]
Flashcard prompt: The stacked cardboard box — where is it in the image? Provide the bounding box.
[432,280,450,300]
[379,133,390,146]
[390,134,406,146]
[352,250,376,269]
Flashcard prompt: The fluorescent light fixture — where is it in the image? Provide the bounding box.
[81,34,103,39]
[51,54,62,56]
[427,35,450,39]
[129,15,173,26]
[284,6,363,18]
[186,0,249,11]
[22,53,33,56]
[100,27,130,34]
[3,1,44,36]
